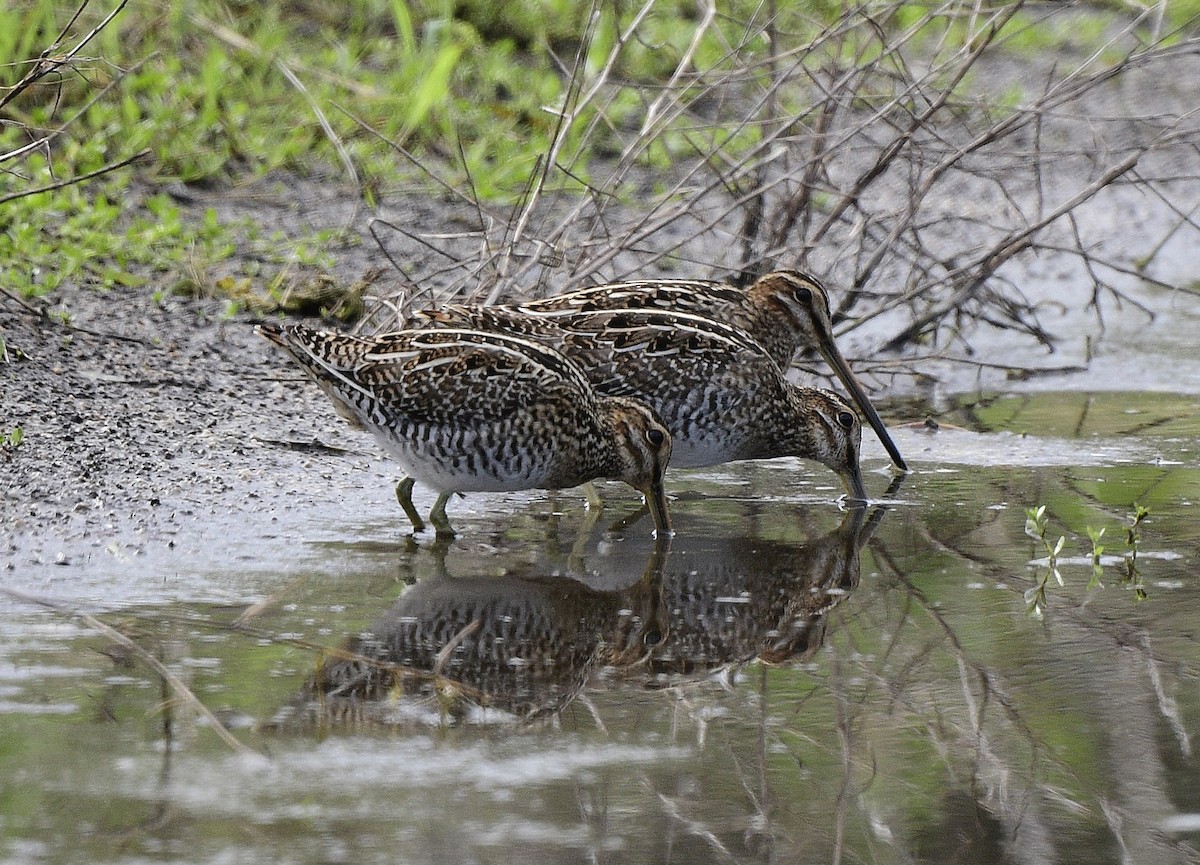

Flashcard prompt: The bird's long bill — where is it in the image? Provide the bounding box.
[820,345,908,472]
[840,462,869,505]
[641,478,673,537]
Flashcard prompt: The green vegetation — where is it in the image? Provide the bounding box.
[1025,501,1152,615]
[2,0,1194,310]
[1085,525,1106,586]
[1023,505,1065,617]
[1121,503,1150,600]
[2,0,767,302]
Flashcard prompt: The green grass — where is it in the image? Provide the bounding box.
[0,0,730,302]
[1,0,1159,305]
[0,1,562,299]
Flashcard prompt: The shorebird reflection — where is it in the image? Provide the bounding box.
[280,501,890,729]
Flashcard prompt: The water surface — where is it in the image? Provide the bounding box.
[2,391,1198,865]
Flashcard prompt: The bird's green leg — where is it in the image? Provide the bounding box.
[429,491,457,539]
[568,502,602,573]
[581,481,603,512]
[395,477,425,533]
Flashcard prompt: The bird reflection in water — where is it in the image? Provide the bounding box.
[278,495,893,730]
[278,541,669,729]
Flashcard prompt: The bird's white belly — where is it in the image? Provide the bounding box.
[369,427,559,493]
[667,432,739,468]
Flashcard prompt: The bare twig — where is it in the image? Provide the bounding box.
[0,148,150,205]
[1,586,258,756]
[274,62,361,211]
[0,0,130,112]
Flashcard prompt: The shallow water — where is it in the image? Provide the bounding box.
[2,391,1199,865]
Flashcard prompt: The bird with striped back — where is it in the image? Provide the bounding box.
[409,305,870,503]
[488,269,906,472]
[257,322,673,538]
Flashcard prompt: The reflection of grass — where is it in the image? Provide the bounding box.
[1085,525,1106,587]
[1122,503,1150,600]
[957,392,1200,439]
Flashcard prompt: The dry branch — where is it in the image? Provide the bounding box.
[360,1,1200,374]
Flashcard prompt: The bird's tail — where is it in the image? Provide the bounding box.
[255,321,376,428]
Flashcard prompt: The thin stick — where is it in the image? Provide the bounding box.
[274,61,361,218]
[0,0,130,111]
[0,149,150,205]
[2,586,258,756]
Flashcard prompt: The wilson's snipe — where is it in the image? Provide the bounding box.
[498,269,906,471]
[412,306,868,501]
[257,322,673,537]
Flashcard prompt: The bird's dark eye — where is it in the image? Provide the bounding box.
[643,629,663,646]
[837,411,855,429]
[646,428,666,447]
[794,286,812,302]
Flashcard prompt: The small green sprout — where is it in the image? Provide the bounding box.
[1123,504,1150,601]
[1085,526,1105,588]
[1024,505,1047,541]
[1024,505,1065,618]
[1025,503,1152,616]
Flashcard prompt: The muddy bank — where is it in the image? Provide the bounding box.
[0,288,402,600]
